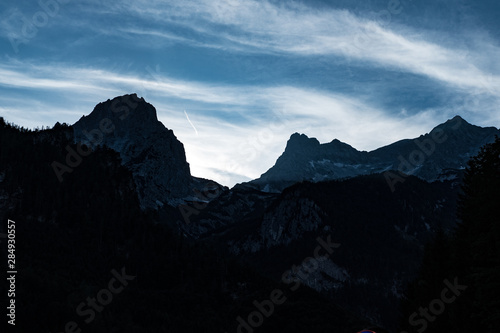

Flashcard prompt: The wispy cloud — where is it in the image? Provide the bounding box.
[1,0,499,186]
[84,0,500,96]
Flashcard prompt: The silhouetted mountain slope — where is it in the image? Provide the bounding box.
[2,95,498,333]
[251,116,499,192]
[195,173,461,330]
[400,137,500,333]
[179,182,280,239]
[0,117,371,333]
[73,94,225,209]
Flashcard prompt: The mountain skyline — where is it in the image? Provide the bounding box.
[1,93,498,332]
[252,115,500,191]
[2,94,499,190]
[64,97,500,190]
[1,0,500,186]
[2,1,499,331]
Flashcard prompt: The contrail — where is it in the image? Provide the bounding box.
[184,110,198,136]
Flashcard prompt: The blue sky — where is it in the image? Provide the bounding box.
[1,0,499,186]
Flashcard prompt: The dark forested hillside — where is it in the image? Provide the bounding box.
[205,172,460,330]
[399,136,500,333]
[2,114,498,333]
[0,118,370,332]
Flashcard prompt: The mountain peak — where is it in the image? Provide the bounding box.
[286,133,320,151]
[450,115,464,122]
[441,114,467,127]
[83,93,158,126]
[252,116,500,192]
[431,115,477,133]
[73,94,193,209]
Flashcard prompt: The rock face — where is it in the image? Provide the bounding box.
[260,194,325,248]
[189,115,498,329]
[73,94,194,209]
[251,116,500,192]
[213,174,461,331]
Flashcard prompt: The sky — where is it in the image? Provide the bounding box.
[1,0,500,187]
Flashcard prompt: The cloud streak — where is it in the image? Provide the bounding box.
[90,0,500,96]
[1,0,499,186]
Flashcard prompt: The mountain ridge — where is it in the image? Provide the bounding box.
[251,115,500,192]
[72,93,223,209]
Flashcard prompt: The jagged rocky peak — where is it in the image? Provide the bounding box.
[75,93,164,138]
[251,115,500,192]
[433,115,498,138]
[73,93,194,209]
[439,115,466,128]
[285,133,320,151]
[285,133,359,156]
